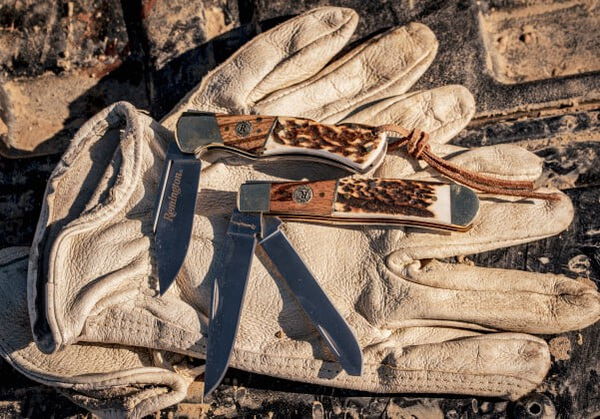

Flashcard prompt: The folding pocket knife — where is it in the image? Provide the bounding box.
[204,177,480,395]
[175,111,390,173]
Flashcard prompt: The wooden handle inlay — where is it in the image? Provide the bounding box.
[216,114,277,154]
[269,180,337,216]
[334,178,437,218]
[272,117,383,164]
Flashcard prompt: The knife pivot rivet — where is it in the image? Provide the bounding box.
[235,121,253,137]
[292,185,313,204]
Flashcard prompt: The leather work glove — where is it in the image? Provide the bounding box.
[3,7,598,415]
[0,248,201,417]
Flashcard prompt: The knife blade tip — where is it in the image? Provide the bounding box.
[203,367,227,397]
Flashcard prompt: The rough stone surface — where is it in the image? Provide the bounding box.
[139,0,245,117]
[0,0,148,156]
[0,0,128,77]
[142,0,237,69]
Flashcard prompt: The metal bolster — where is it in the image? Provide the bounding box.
[238,183,271,213]
[175,111,223,154]
[450,184,480,227]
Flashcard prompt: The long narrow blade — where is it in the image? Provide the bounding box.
[204,211,261,396]
[153,142,201,295]
[259,217,363,376]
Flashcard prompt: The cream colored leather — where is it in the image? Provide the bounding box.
[0,247,201,418]
[0,7,598,418]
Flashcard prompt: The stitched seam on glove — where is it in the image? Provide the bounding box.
[84,311,541,392]
[390,231,562,261]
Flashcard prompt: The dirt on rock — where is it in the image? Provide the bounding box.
[549,336,572,361]
[479,0,600,84]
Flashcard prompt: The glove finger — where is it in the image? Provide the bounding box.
[343,85,475,144]
[217,321,547,400]
[363,331,549,400]
[162,7,358,129]
[398,142,545,181]
[383,260,600,334]
[387,187,573,261]
[0,247,193,418]
[437,143,543,181]
[255,23,438,122]
[380,140,570,257]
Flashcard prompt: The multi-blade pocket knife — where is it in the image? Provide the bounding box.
[204,177,480,395]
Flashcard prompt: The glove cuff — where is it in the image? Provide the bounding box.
[28,102,170,353]
[0,246,197,418]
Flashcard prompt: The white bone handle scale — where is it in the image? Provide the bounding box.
[238,178,480,232]
[176,111,388,173]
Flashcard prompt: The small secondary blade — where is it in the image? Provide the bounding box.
[259,217,363,376]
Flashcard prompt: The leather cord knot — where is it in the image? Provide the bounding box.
[378,124,561,201]
[405,129,430,159]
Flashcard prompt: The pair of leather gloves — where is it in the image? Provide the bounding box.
[1,7,598,418]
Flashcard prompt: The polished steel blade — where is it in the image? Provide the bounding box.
[204,210,261,396]
[153,142,201,295]
[259,217,363,376]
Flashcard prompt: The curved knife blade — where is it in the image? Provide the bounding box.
[153,142,201,295]
[259,217,363,376]
[204,211,261,396]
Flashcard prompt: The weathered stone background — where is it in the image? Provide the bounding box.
[0,0,598,417]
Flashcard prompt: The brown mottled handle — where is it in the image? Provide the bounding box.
[238,178,480,232]
[262,117,387,173]
[176,112,387,173]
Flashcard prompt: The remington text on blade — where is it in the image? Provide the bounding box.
[163,169,184,222]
